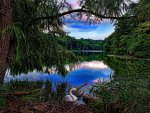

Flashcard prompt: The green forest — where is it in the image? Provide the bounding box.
[103,0,150,58]
[57,35,103,50]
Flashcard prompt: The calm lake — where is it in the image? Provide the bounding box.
[4,52,150,87]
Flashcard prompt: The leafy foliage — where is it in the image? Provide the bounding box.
[8,0,78,76]
[90,57,150,113]
[84,0,132,22]
[103,0,150,58]
[10,33,77,76]
[134,0,150,21]
[57,36,103,50]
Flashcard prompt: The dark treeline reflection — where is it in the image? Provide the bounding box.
[103,56,150,79]
[75,52,103,61]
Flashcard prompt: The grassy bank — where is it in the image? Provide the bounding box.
[0,80,69,107]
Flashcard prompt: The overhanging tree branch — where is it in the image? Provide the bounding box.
[29,8,135,26]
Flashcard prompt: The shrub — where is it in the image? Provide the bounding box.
[89,78,150,113]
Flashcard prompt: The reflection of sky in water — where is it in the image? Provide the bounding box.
[4,61,112,87]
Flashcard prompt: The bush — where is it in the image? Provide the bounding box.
[89,78,150,113]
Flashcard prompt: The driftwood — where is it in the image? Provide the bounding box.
[76,83,88,90]
[2,92,32,98]
[82,95,97,101]
[77,92,98,104]
[78,92,97,101]
[76,83,98,101]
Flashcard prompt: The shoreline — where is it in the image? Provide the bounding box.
[107,55,150,61]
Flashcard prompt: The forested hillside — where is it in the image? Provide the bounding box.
[103,0,150,58]
[57,36,103,50]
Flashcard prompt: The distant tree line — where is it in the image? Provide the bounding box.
[57,36,104,50]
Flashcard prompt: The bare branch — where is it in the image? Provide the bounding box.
[29,8,136,26]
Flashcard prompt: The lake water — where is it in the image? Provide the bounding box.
[4,52,150,87]
[4,61,112,87]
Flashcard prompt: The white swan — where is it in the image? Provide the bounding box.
[64,88,77,102]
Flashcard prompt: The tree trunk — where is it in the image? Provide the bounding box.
[0,0,13,87]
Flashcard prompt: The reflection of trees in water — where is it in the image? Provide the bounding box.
[44,52,104,74]
[103,56,150,79]
[67,52,104,71]
[75,52,103,61]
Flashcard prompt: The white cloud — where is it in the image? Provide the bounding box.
[79,61,109,69]
[131,0,139,3]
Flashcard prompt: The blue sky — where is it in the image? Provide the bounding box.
[61,0,115,40]
[62,0,138,40]
[63,19,115,40]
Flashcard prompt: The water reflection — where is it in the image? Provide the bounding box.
[103,56,150,79]
[5,54,149,88]
[5,61,112,87]
[65,61,109,71]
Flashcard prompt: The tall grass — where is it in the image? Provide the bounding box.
[41,81,70,104]
[89,77,150,113]
[0,80,70,106]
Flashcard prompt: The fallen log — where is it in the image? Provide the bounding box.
[77,83,88,90]
[2,92,32,98]
[82,94,98,104]
[76,90,98,104]
[82,95,97,101]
